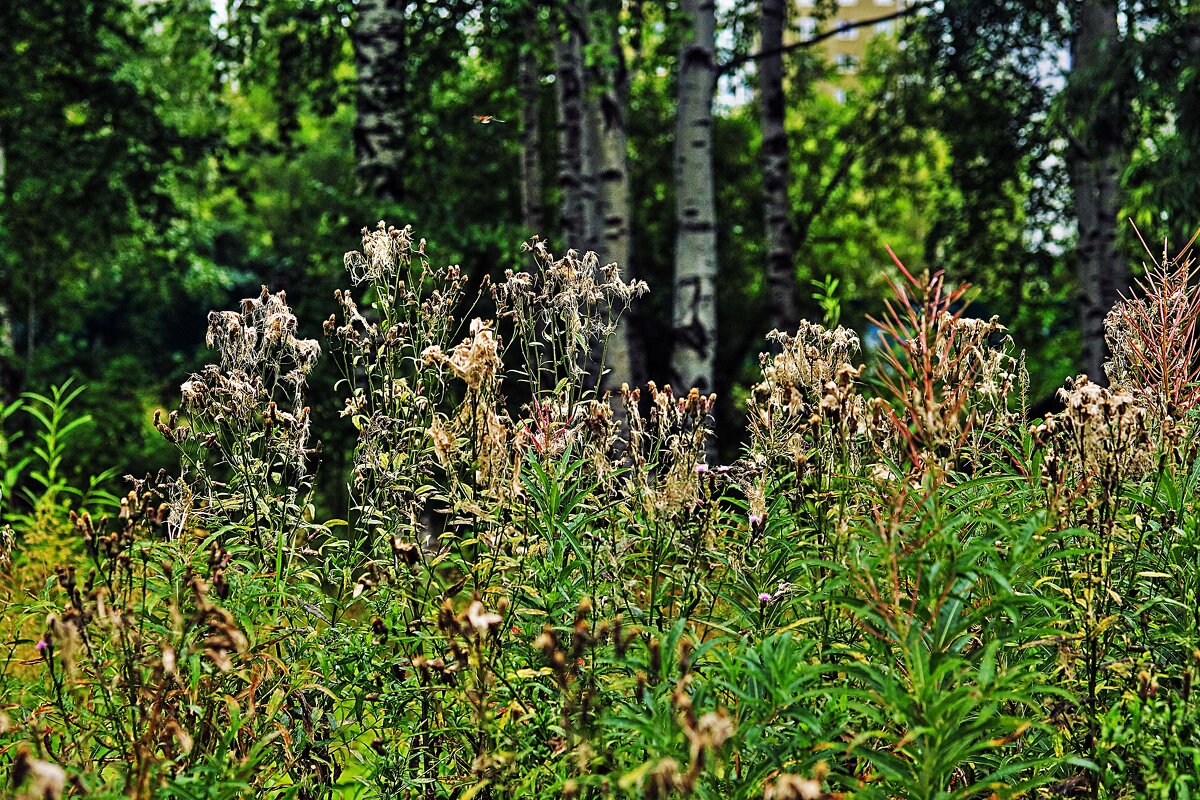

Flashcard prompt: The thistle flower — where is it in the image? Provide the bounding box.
[11,750,66,800]
[466,600,503,637]
[764,773,825,800]
[1032,375,1152,488]
[426,318,501,391]
[492,242,647,395]
[695,710,735,749]
[869,252,1017,472]
[748,322,873,468]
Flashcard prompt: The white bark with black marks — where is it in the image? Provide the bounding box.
[351,0,407,202]
[671,0,718,394]
[555,4,589,249]
[582,86,603,257]
[593,18,637,387]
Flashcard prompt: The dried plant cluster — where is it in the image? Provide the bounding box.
[4,225,1200,800]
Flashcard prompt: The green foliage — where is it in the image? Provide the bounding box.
[810,275,842,330]
[17,382,116,512]
[0,382,118,586]
[0,397,29,520]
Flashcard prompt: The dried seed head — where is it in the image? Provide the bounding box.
[465,600,503,638]
[12,749,66,800]
[764,773,825,800]
[695,710,735,750]
[644,757,684,799]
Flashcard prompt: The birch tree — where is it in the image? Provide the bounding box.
[671,0,719,394]
[590,2,638,386]
[555,2,591,248]
[351,0,407,202]
[552,0,639,386]
[351,1,471,203]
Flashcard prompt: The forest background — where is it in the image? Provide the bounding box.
[1,0,1197,500]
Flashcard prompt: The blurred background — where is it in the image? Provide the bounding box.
[0,0,1196,483]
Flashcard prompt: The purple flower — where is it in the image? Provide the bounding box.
[758,592,773,604]
[749,513,763,526]
[694,463,708,474]
[35,640,47,652]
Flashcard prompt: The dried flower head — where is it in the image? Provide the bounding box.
[870,252,1018,472]
[493,241,646,397]
[695,710,735,750]
[465,600,504,638]
[424,318,502,392]
[1105,235,1200,454]
[11,749,66,800]
[1032,375,1152,493]
[764,773,825,800]
[0,524,12,572]
[748,322,879,469]
[344,221,418,286]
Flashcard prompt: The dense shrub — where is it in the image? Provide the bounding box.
[3,225,1200,799]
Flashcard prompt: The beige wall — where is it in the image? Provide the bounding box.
[796,0,905,100]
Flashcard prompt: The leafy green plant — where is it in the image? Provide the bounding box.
[0,396,29,521]
[0,381,120,599]
[810,274,843,330]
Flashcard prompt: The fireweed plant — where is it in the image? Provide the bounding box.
[4,222,1200,799]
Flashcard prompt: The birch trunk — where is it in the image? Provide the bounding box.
[1069,0,1128,384]
[593,26,637,387]
[351,0,407,202]
[671,0,719,394]
[582,89,603,257]
[759,0,800,335]
[555,5,587,249]
[519,10,544,232]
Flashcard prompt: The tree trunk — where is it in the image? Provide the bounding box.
[555,4,588,249]
[671,0,719,394]
[582,88,603,257]
[1069,0,1128,384]
[759,0,800,335]
[593,19,638,388]
[351,0,407,202]
[519,9,544,233]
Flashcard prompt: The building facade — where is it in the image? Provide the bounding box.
[798,0,907,101]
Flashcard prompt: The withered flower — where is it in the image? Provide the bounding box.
[465,600,503,638]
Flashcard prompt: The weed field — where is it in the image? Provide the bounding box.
[4,226,1200,799]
